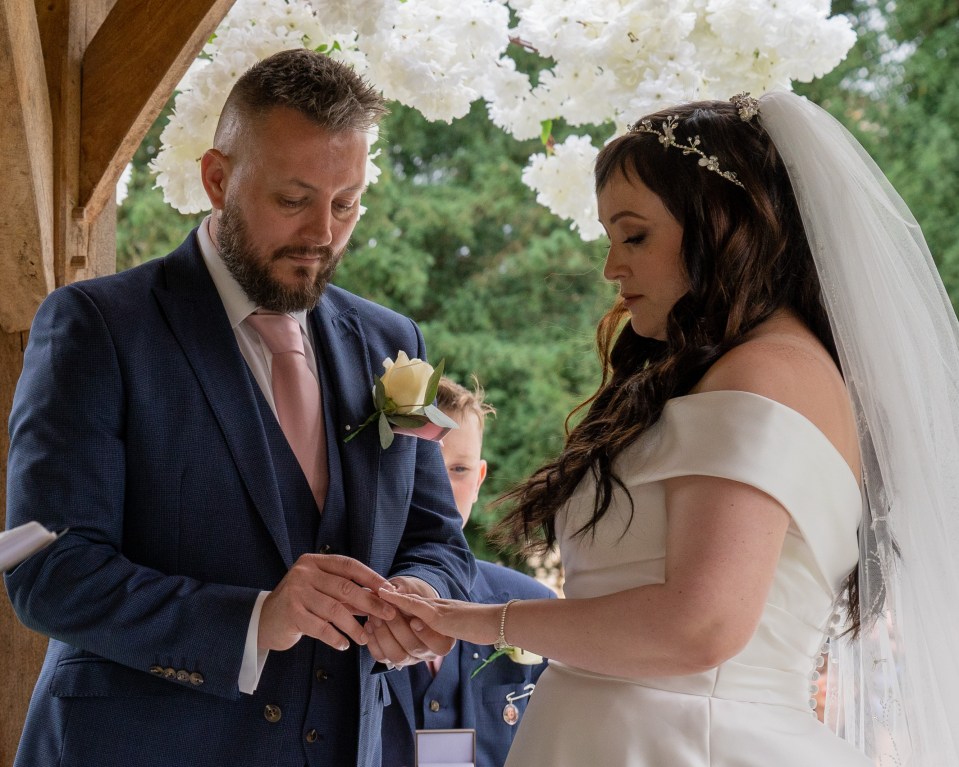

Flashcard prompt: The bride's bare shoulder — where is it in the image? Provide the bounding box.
[693,313,859,471]
[694,316,837,399]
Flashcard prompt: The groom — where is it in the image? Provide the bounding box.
[4,49,474,767]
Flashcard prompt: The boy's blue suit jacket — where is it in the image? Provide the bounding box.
[382,560,553,767]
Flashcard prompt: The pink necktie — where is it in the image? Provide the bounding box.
[247,312,328,511]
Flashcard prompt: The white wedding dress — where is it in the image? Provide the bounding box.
[505,390,872,766]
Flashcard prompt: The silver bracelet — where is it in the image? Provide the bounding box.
[493,599,520,651]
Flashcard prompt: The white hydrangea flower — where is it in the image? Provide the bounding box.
[533,61,616,129]
[306,0,397,37]
[153,0,857,238]
[365,124,384,188]
[702,0,855,87]
[482,57,542,140]
[502,0,702,131]
[358,0,510,123]
[521,135,604,241]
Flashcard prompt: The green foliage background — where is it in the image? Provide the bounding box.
[116,0,959,566]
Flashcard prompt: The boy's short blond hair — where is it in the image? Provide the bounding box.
[436,376,495,429]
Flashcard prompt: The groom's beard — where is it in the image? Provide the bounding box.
[217,200,344,313]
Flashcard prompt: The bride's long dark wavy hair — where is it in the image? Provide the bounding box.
[494,99,862,631]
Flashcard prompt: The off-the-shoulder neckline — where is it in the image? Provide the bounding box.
[664,390,861,490]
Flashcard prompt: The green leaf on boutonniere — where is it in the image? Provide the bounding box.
[378,412,394,449]
[422,358,446,407]
[373,375,387,411]
[423,404,458,430]
[344,408,379,444]
[470,648,508,679]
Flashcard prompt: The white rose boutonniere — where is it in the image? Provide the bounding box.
[344,351,458,449]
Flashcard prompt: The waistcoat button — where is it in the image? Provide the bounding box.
[264,704,282,723]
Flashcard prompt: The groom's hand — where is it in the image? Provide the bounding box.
[364,576,456,667]
[258,554,397,652]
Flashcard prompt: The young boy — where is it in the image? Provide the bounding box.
[381,377,555,767]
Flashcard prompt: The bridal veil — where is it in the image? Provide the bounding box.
[760,91,959,764]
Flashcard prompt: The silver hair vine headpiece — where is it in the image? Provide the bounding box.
[628,93,760,190]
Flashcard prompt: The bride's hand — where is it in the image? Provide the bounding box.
[378,588,502,647]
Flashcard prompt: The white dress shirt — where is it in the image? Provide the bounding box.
[196,217,312,694]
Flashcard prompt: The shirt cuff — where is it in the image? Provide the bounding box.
[238,591,270,695]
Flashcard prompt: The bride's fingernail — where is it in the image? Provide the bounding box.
[411,619,424,632]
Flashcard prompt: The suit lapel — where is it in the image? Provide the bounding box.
[311,295,380,567]
[153,240,293,567]
[387,669,419,740]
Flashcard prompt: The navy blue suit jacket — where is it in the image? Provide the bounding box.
[381,560,554,767]
[4,231,474,767]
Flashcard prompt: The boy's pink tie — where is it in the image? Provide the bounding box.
[247,311,327,511]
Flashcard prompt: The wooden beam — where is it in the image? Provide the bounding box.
[0,0,55,333]
[77,0,234,224]
[36,0,90,288]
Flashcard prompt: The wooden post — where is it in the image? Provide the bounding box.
[0,330,45,767]
[0,1,60,760]
[1,1,234,761]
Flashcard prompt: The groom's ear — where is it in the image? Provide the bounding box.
[200,149,230,211]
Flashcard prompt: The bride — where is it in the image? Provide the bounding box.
[378,92,959,765]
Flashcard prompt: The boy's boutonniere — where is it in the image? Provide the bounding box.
[470,646,545,679]
[344,351,458,449]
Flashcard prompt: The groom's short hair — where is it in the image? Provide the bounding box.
[214,48,386,148]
